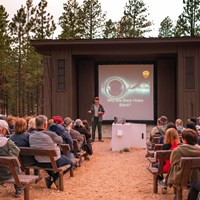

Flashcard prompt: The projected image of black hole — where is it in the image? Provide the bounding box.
[105,78,125,98]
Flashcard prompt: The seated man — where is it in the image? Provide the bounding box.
[29,115,73,189]
[48,122,74,158]
[167,128,200,200]
[0,119,23,198]
[63,117,84,150]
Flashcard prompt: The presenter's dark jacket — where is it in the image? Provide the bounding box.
[89,104,105,122]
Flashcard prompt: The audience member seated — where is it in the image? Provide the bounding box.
[29,115,73,189]
[149,116,168,142]
[74,119,92,142]
[0,119,23,198]
[27,117,37,133]
[48,118,54,128]
[63,117,84,150]
[53,116,63,125]
[158,122,177,144]
[187,116,200,132]
[167,128,200,200]
[175,118,184,134]
[185,121,197,131]
[48,122,74,158]
[74,119,93,155]
[10,118,37,167]
[82,119,91,132]
[155,128,180,187]
[0,115,12,136]
[196,116,200,131]
[7,115,16,135]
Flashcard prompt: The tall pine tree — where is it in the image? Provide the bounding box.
[118,0,152,38]
[0,5,13,114]
[58,0,83,39]
[103,19,118,39]
[158,16,174,38]
[81,0,106,39]
[33,0,56,39]
[175,0,200,36]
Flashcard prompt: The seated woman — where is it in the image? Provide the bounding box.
[154,128,180,186]
[10,117,37,166]
[175,118,184,134]
[167,128,200,200]
[27,117,37,133]
[74,119,93,155]
[82,119,91,132]
[158,122,177,144]
[74,119,92,142]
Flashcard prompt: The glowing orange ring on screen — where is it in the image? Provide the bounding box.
[105,77,126,98]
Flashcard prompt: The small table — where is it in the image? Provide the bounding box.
[111,123,146,151]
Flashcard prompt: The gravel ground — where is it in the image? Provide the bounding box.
[1,138,188,200]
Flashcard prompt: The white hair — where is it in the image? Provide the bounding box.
[28,118,36,130]
[74,119,83,127]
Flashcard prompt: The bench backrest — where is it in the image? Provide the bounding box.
[59,144,70,156]
[0,156,21,186]
[180,157,200,186]
[152,137,160,144]
[156,150,172,174]
[19,147,58,172]
[154,144,163,151]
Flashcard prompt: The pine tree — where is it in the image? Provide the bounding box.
[118,0,152,38]
[81,0,106,39]
[0,5,13,114]
[158,16,174,38]
[9,1,44,116]
[103,19,118,39]
[177,0,200,36]
[9,6,28,116]
[173,14,188,37]
[33,0,56,39]
[58,0,83,39]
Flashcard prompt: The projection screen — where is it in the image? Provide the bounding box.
[98,64,154,121]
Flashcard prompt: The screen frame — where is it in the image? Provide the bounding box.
[94,61,157,124]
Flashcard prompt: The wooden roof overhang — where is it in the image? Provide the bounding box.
[31,37,200,58]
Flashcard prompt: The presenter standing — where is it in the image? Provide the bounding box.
[88,97,105,142]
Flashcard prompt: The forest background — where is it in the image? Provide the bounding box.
[0,0,200,117]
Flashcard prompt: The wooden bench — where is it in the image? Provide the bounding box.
[147,137,160,150]
[147,150,172,193]
[0,156,39,200]
[147,144,163,166]
[59,143,81,167]
[72,139,88,164]
[173,157,200,200]
[19,147,72,191]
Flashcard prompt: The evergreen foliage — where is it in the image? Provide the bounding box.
[1,0,200,116]
[118,0,152,38]
[158,16,174,38]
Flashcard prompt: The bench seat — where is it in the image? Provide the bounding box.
[19,147,73,191]
[0,156,39,200]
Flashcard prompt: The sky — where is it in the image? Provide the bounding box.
[1,0,184,37]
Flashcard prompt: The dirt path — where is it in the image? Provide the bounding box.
[1,138,187,200]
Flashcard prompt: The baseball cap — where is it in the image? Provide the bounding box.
[53,116,63,124]
[0,119,9,130]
